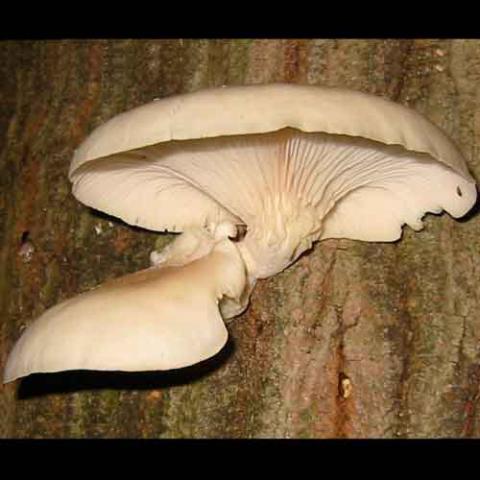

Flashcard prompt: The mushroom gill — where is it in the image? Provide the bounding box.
[71,128,476,281]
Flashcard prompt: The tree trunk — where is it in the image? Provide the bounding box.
[1,39,479,438]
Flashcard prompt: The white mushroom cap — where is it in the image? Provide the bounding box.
[4,236,246,383]
[69,84,477,279]
[70,83,471,177]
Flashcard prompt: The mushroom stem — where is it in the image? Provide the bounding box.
[234,204,322,281]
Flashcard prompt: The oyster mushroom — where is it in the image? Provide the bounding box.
[4,83,477,382]
[4,225,245,381]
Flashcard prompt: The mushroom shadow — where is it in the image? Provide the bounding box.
[16,336,235,400]
[457,184,480,223]
[87,208,157,235]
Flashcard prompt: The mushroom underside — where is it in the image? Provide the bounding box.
[71,129,477,279]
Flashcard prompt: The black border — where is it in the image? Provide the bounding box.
[3,4,480,40]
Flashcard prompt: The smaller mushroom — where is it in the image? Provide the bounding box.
[4,225,246,382]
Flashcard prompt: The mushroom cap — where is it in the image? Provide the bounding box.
[70,83,470,177]
[69,84,477,278]
[3,238,246,382]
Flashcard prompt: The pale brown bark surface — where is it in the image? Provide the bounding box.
[1,39,479,438]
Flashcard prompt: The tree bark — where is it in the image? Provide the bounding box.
[1,39,479,438]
